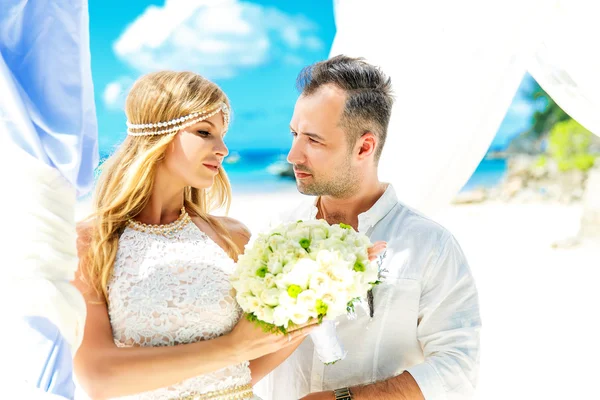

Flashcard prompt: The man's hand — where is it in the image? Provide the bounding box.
[300,391,335,400]
[367,241,387,261]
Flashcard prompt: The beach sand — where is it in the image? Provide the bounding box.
[75,192,600,399]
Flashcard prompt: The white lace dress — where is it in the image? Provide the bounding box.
[107,213,260,399]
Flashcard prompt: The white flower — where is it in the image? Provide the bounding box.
[248,279,266,298]
[236,293,253,310]
[289,305,311,325]
[308,271,329,290]
[315,249,341,268]
[297,289,319,316]
[263,273,277,289]
[260,288,281,307]
[231,219,374,329]
[278,291,297,307]
[255,306,275,325]
[363,262,380,284]
[282,258,319,289]
[320,290,348,317]
[273,305,291,328]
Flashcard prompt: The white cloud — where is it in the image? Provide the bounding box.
[283,54,304,66]
[102,77,134,110]
[113,0,324,79]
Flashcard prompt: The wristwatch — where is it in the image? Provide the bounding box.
[333,387,353,400]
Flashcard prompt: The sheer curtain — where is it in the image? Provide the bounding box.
[527,1,600,137]
[0,0,98,353]
[329,0,598,215]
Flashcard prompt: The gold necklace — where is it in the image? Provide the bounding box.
[127,206,191,237]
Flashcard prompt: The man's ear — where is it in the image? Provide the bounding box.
[357,132,377,159]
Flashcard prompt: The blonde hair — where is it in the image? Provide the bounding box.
[83,71,239,302]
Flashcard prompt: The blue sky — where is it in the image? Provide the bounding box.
[89,0,535,156]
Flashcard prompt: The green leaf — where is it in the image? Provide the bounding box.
[548,119,596,172]
[246,313,289,334]
[339,223,352,230]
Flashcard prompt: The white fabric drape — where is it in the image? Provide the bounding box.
[0,145,86,352]
[527,1,600,137]
[0,0,98,353]
[330,0,598,215]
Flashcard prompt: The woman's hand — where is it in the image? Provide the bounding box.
[228,316,318,361]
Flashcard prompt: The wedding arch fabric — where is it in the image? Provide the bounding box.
[0,0,99,353]
[330,0,600,215]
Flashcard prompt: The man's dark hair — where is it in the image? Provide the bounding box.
[296,54,394,161]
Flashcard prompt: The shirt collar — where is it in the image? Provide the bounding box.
[306,183,398,233]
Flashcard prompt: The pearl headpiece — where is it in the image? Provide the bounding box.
[126,102,230,136]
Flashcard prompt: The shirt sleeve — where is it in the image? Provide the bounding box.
[407,233,482,400]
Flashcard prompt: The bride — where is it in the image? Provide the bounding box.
[73,71,317,399]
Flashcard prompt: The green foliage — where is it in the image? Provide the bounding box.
[246,313,290,334]
[534,155,548,168]
[548,120,597,172]
[528,80,572,138]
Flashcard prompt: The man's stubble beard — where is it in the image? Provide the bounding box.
[295,160,359,198]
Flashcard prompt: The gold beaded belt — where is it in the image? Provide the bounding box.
[178,384,254,400]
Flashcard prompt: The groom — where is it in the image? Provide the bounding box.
[257,55,481,400]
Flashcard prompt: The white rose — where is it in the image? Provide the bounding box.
[289,305,310,325]
[282,258,319,289]
[274,273,288,289]
[286,225,309,244]
[327,262,354,284]
[327,226,346,241]
[240,294,263,313]
[267,256,283,276]
[263,273,277,289]
[348,274,372,298]
[273,305,291,328]
[267,234,286,251]
[310,225,329,241]
[309,271,332,294]
[236,293,253,311]
[260,288,281,306]
[321,291,348,316]
[282,250,301,270]
[296,289,319,317]
[233,279,253,295]
[278,291,297,307]
[315,249,341,268]
[363,262,380,284]
[248,279,266,297]
[255,306,276,325]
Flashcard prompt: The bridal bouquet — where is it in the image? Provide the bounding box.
[230,219,382,364]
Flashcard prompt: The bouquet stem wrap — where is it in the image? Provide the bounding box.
[310,320,347,364]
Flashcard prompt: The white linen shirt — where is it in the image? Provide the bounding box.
[255,184,481,400]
